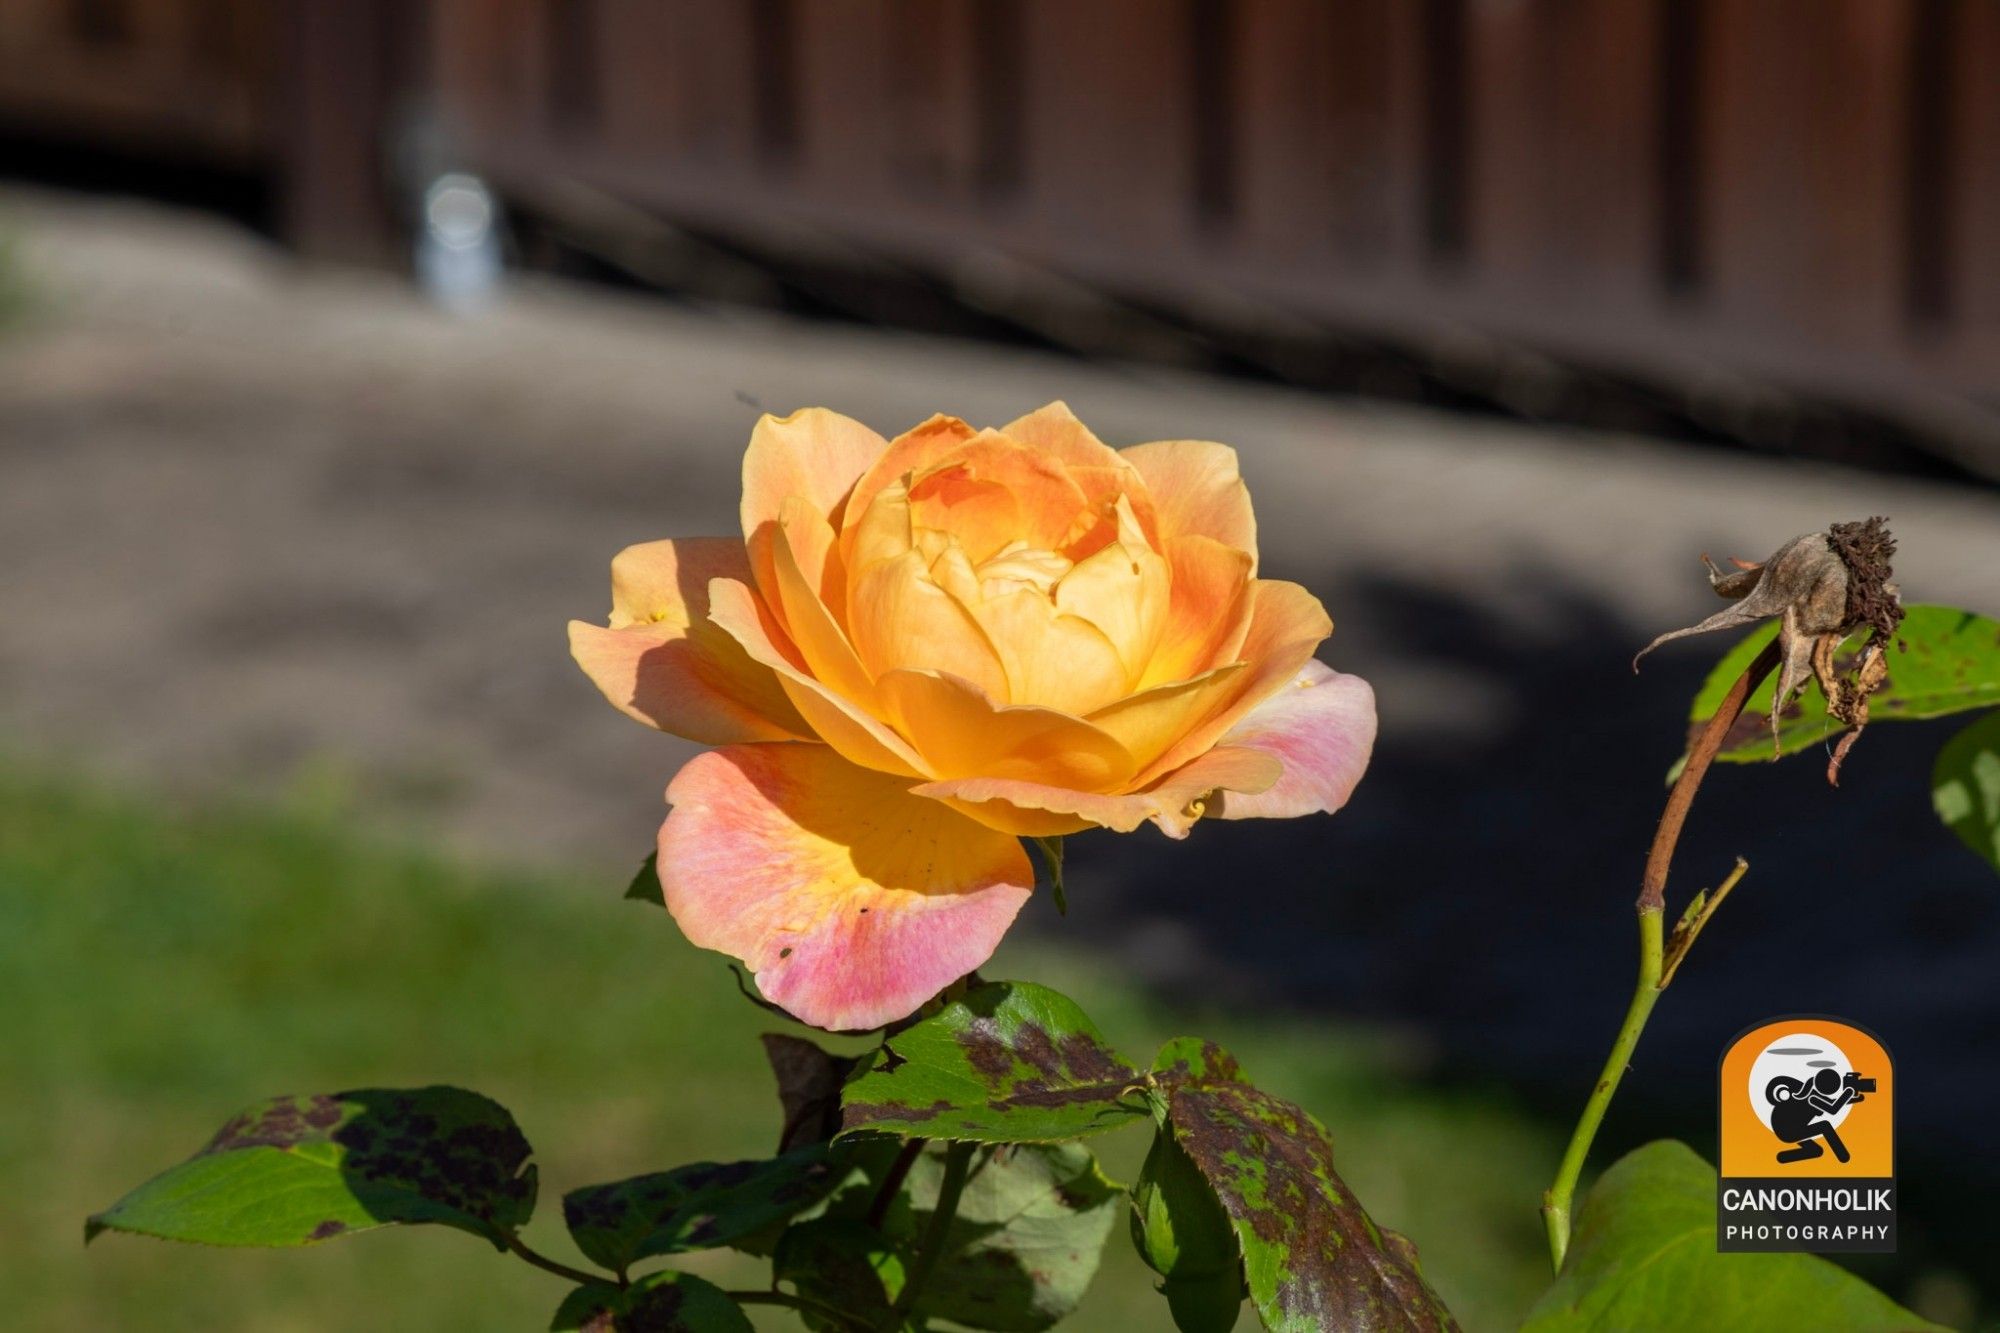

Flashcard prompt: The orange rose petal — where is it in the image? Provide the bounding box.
[840,413,979,570]
[908,431,1090,563]
[1085,660,1248,772]
[742,408,887,592]
[767,497,876,704]
[1120,439,1258,566]
[1213,661,1377,821]
[1052,495,1169,677]
[1133,578,1332,786]
[569,538,808,744]
[1140,534,1256,688]
[849,549,1012,702]
[706,576,929,778]
[662,744,1034,1031]
[965,586,1130,717]
[875,667,1137,791]
[914,743,1281,840]
[1002,402,1162,552]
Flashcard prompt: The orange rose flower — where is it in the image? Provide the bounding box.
[572,404,1375,1029]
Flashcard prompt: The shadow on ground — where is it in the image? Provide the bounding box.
[1048,566,1998,1307]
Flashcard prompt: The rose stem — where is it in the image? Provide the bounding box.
[504,1232,616,1288]
[865,1137,926,1229]
[1540,637,1781,1272]
[890,1140,976,1325]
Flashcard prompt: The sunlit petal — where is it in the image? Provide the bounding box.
[1120,439,1257,566]
[662,744,1034,1031]
[569,538,808,743]
[1213,661,1377,821]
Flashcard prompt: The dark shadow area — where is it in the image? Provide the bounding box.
[1038,564,1998,1308]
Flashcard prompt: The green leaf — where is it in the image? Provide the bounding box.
[550,1271,753,1332]
[763,1033,861,1153]
[86,1086,535,1249]
[625,852,663,906]
[839,981,1147,1143]
[1158,1042,1456,1333]
[1130,1127,1246,1333]
[1523,1141,1945,1332]
[1679,604,2000,769]
[905,1141,1121,1332]
[1934,710,2000,874]
[775,1218,907,1331]
[562,1147,847,1272]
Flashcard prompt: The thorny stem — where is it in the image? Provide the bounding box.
[1541,638,1781,1272]
[867,1137,927,1229]
[889,1140,975,1328]
[504,1232,616,1289]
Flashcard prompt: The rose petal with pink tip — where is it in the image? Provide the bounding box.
[660,743,1035,1031]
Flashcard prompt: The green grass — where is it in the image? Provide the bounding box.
[0,767,1555,1331]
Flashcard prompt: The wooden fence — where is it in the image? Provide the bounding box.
[3,0,1994,451]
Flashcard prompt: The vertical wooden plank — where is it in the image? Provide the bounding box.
[1703,0,1914,349]
[1949,0,2000,361]
[882,0,987,200]
[1012,0,1196,253]
[1230,0,1428,281]
[1465,0,1660,308]
[281,0,407,262]
[790,0,893,194]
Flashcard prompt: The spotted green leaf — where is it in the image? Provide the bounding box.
[1523,1141,1944,1331]
[905,1141,1121,1332]
[1934,710,2000,874]
[1158,1042,1456,1333]
[1678,604,2000,771]
[86,1086,535,1249]
[839,981,1146,1142]
[550,1270,752,1332]
[562,1147,847,1272]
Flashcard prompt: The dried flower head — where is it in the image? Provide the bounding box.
[1635,517,1904,784]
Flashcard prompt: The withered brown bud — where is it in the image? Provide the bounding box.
[1635,517,1904,785]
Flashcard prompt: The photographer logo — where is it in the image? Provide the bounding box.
[1718,1017,1895,1252]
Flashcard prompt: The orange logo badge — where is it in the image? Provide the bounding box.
[1718,1017,1895,1252]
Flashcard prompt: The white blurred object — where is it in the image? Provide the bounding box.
[415,173,503,315]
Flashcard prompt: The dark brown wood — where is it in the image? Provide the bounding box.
[0,0,1992,442]
[280,0,410,262]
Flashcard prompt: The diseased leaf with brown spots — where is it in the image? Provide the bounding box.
[1157,1043,1457,1333]
[561,1147,846,1272]
[839,982,1147,1143]
[85,1087,536,1249]
[550,1270,753,1332]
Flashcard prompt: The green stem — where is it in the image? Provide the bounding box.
[866,1138,926,1230]
[889,1141,975,1328]
[1542,637,1781,1273]
[1542,905,1663,1268]
[1031,836,1067,915]
[503,1232,615,1289]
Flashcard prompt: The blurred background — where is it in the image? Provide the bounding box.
[1,2,1996,1329]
